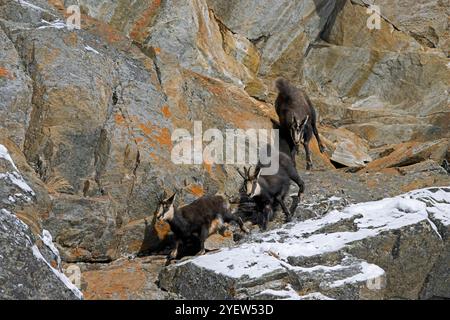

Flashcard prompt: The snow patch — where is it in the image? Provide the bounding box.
[31,244,83,299]
[0,144,35,197]
[84,46,100,55]
[41,230,62,267]
[260,285,302,300]
[38,19,68,30]
[298,292,335,300]
[0,144,19,171]
[15,0,49,13]
[187,187,450,280]
[326,261,385,289]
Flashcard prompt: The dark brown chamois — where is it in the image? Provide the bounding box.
[238,152,305,230]
[155,192,249,263]
[275,78,325,170]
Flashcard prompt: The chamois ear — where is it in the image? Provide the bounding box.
[254,167,262,180]
[166,192,176,204]
[302,115,309,126]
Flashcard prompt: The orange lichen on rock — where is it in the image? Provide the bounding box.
[114,113,126,125]
[82,260,148,300]
[0,67,13,79]
[154,127,172,148]
[82,15,127,45]
[187,184,204,197]
[161,105,171,118]
[63,33,78,47]
[129,0,162,43]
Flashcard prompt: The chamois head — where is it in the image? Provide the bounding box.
[155,191,176,222]
[290,115,309,147]
[237,166,262,198]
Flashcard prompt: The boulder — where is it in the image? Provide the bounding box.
[77,256,171,300]
[0,27,33,148]
[0,141,81,299]
[364,139,449,172]
[159,187,449,299]
[320,127,372,168]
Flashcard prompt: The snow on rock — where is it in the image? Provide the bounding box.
[84,46,101,55]
[31,244,82,299]
[14,0,49,13]
[259,285,303,300]
[0,144,35,199]
[159,187,450,299]
[0,208,83,299]
[38,19,68,30]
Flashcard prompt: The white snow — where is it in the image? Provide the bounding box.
[0,172,35,195]
[15,0,49,13]
[329,196,342,202]
[0,144,19,171]
[260,285,302,300]
[0,144,35,197]
[38,19,68,30]
[84,46,100,55]
[184,187,450,281]
[31,244,83,299]
[298,292,334,300]
[41,230,62,267]
[326,261,385,289]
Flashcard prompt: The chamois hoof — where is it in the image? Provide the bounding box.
[306,163,312,171]
[285,215,292,223]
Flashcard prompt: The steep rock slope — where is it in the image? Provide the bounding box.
[0,0,448,299]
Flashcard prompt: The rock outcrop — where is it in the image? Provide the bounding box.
[0,0,448,299]
[0,142,82,299]
[159,187,450,300]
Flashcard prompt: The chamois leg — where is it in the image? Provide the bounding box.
[311,107,325,153]
[313,124,325,153]
[290,146,297,168]
[276,196,291,222]
[196,226,209,256]
[304,142,312,170]
[223,212,249,233]
[166,238,181,265]
[261,204,273,231]
[285,161,305,198]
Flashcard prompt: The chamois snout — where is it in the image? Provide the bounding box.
[290,115,309,148]
[237,166,262,198]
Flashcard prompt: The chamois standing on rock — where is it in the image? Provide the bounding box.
[238,152,304,230]
[275,78,326,170]
[155,192,249,263]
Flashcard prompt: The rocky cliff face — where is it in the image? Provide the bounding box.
[0,0,448,299]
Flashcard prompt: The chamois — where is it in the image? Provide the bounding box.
[238,152,304,230]
[275,78,325,170]
[155,192,249,263]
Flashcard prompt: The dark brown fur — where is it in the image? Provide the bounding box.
[156,194,248,263]
[239,152,304,230]
[275,78,325,170]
